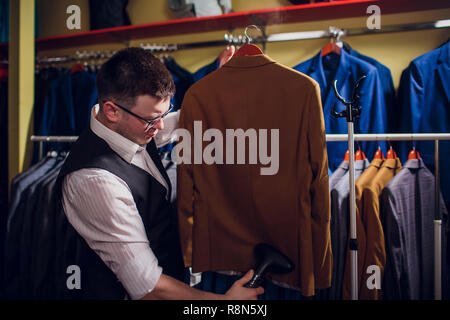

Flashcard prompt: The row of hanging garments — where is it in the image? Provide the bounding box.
[328,147,449,300]
[3,152,66,299]
[31,53,227,162]
[1,151,180,299]
[293,40,450,249]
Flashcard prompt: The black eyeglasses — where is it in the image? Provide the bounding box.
[106,100,174,132]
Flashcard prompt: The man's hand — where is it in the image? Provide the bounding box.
[223,269,264,300]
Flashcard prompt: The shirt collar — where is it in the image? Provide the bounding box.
[368,158,384,169]
[403,158,425,169]
[90,104,141,164]
[382,157,402,170]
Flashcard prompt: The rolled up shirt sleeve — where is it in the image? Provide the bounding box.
[62,169,162,300]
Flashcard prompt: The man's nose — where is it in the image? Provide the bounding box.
[154,118,164,130]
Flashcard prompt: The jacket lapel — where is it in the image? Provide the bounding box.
[326,49,351,115]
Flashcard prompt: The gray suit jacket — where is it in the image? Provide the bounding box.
[381,159,448,300]
[329,158,369,300]
[329,160,349,190]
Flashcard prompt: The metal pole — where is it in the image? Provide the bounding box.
[348,122,358,300]
[325,133,450,141]
[434,140,442,300]
[39,141,43,160]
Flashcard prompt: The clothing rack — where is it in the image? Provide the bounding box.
[329,133,450,300]
[30,133,450,299]
[30,135,78,160]
[32,19,450,65]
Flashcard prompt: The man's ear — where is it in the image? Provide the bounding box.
[101,101,121,123]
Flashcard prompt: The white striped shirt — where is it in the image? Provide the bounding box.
[62,104,180,300]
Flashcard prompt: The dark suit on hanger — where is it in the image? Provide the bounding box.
[18,161,64,299]
[3,156,58,298]
[30,171,60,299]
[293,49,388,171]
[381,159,448,300]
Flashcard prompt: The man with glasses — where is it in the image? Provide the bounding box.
[55,47,263,300]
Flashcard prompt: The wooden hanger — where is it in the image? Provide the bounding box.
[321,27,344,57]
[386,146,397,159]
[343,150,349,162]
[218,45,236,67]
[321,41,341,57]
[70,62,85,74]
[234,25,264,57]
[408,146,421,160]
[342,149,366,161]
[234,44,263,56]
[354,142,366,160]
[373,145,385,160]
[355,150,366,161]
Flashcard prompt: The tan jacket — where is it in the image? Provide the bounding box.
[360,157,402,299]
[343,157,402,300]
[177,54,332,296]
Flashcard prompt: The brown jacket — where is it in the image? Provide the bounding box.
[177,54,332,296]
[360,157,402,299]
[342,157,402,300]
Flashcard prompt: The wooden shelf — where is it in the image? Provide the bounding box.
[0,0,448,56]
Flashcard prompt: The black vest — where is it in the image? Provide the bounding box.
[53,128,185,299]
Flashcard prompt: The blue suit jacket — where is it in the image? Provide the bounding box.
[345,46,395,133]
[293,49,387,171]
[39,70,97,155]
[193,58,219,83]
[40,70,97,137]
[397,42,450,205]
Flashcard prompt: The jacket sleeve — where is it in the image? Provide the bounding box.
[177,91,195,267]
[397,63,424,161]
[359,187,386,300]
[380,188,405,299]
[307,82,333,288]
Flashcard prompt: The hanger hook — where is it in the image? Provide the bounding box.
[244,25,261,44]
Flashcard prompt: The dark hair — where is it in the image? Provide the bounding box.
[96,47,175,108]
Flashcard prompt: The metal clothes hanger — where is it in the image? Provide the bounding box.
[234,25,264,56]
